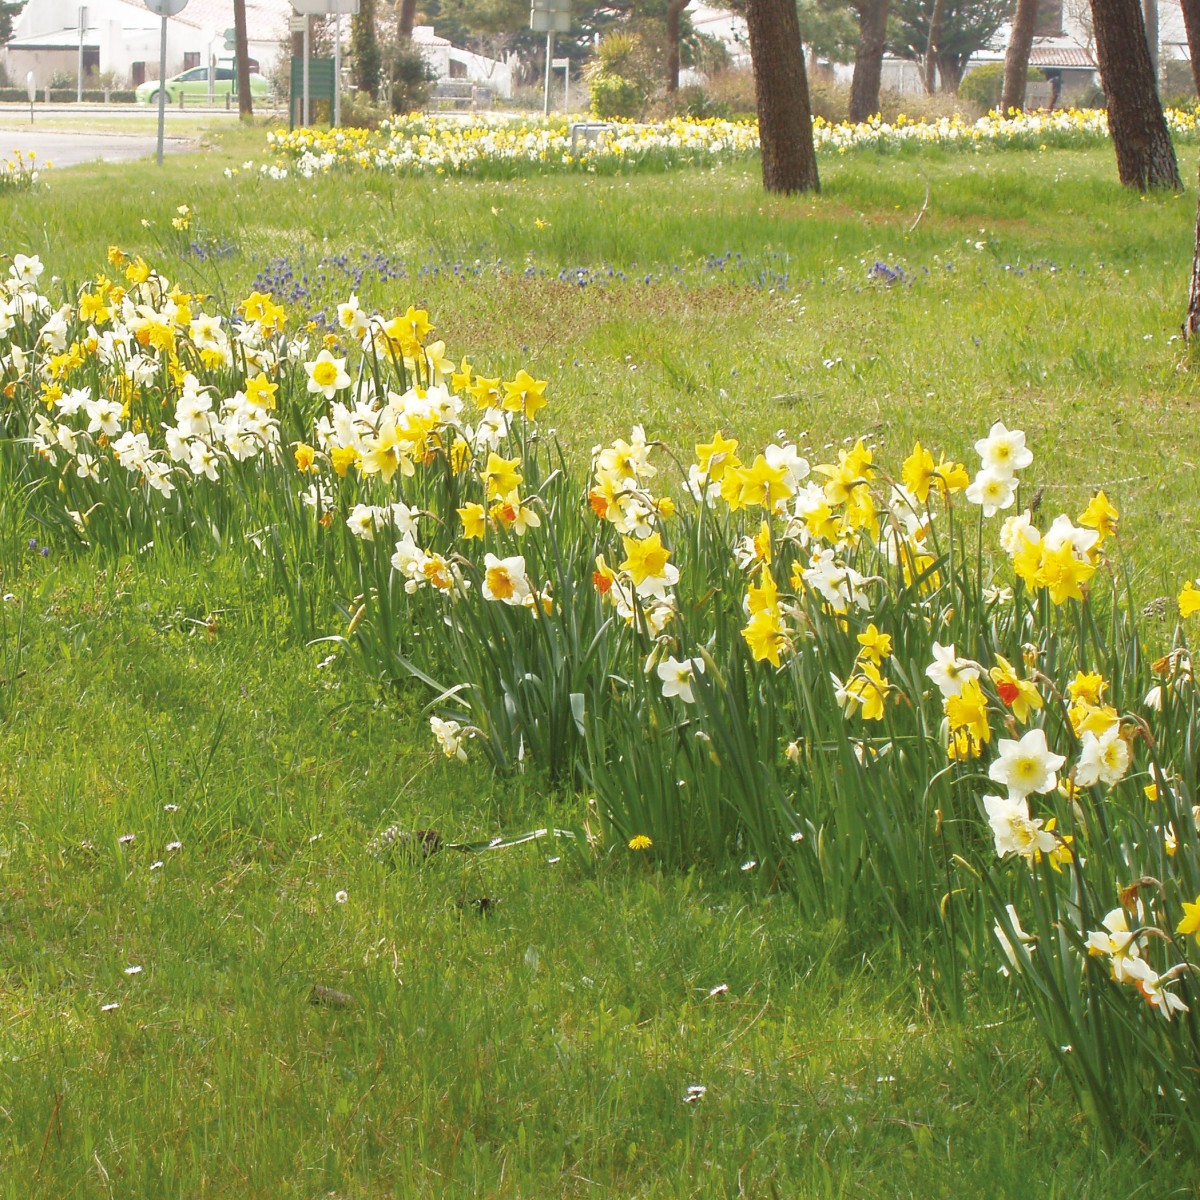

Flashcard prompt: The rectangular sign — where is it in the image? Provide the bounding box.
[530,9,570,30]
[291,0,359,14]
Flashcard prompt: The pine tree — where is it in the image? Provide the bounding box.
[744,0,819,193]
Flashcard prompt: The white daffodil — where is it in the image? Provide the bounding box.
[988,728,1065,799]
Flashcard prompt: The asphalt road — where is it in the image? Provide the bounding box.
[0,103,267,168]
[0,125,192,167]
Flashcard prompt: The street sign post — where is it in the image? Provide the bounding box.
[530,0,569,115]
[26,71,35,124]
[291,0,359,127]
[77,7,87,103]
[552,55,569,111]
[143,0,190,166]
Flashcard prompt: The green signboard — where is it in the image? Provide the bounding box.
[289,56,335,128]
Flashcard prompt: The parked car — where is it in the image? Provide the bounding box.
[135,66,271,106]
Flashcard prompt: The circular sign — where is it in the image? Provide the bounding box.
[144,0,190,16]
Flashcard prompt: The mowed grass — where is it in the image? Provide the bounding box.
[4,133,1200,1195]
[1,553,1195,1199]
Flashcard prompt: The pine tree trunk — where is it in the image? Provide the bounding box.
[848,0,889,123]
[924,0,945,92]
[744,0,820,193]
[1144,0,1159,83]
[233,0,252,119]
[1186,171,1200,339]
[666,0,689,93]
[399,0,417,39]
[1090,0,1180,189]
[937,55,963,91]
[1001,0,1039,113]
[353,0,380,99]
[1180,0,1200,95]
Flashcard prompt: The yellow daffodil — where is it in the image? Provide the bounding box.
[329,445,360,477]
[1177,895,1200,944]
[1037,541,1096,604]
[480,451,523,499]
[458,502,488,540]
[902,441,936,503]
[502,369,548,419]
[244,373,278,409]
[842,661,892,721]
[695,431,740,481]
[989,654,1042,724]
[946,678,991,760]
[467,375,503,409]
[1079,491,1118,544]
[856,623,892,665]
[1067,671,1107,706]
[619,532,671,587]
[742,608,788,667]
[1179,580,1200,618]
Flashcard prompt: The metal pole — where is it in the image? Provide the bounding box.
[543,29,553,116]
[302,17,310,126]
[156,12,168,165]
[564,59,568,112]
[333,13,341,127]
[77,6,85,103]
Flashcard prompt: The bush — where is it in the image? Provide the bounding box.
[0,87,138,102]
[589,74,644,120]
[959,61,1043,111]
[389,41,436,115]
[586,32,653,120]
[693,66,756,119]
[647,84,733,121]
[1162,58,1198,105]
[342,89,391,128]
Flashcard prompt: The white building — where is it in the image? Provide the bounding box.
[4,0,293,90]
[411,25,514,100]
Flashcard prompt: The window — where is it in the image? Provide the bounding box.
[216,68,234,81]
[132,61,146,85]
[183,52,200,70]
[178,67,207,82]
[449,60,467,78]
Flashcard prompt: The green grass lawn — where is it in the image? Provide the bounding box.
[3,132,1200,1196]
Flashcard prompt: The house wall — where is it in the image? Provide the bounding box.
[6,0,285,89]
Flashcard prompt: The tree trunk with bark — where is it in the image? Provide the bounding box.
[937,55,963,91]
[398,0,417,39]
[1180,0,1200,94]
[1090,0,1181,189]
[848,0,889,123]
[353,0,381,99]
[924,0,945,92]
[666,0,689,92]
[744,0,820,193]
[233,0,252,120]
[1186,173,1200,339]
[1143,0,1159,83]
[1001,0,1039,112]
